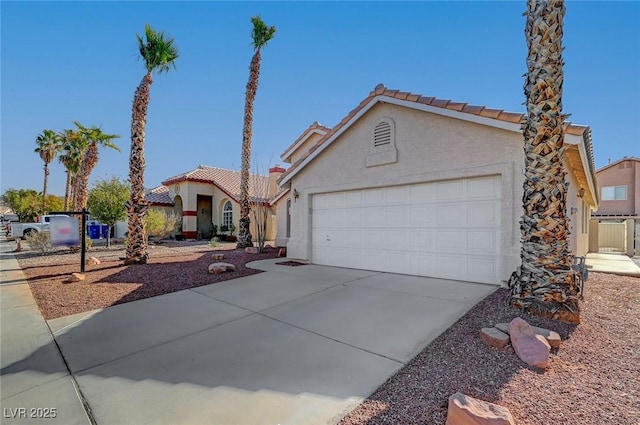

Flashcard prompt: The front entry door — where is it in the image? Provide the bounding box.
[196,195,213,239]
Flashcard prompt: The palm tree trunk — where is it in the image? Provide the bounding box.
[237,50,262,248]
[64,171,71,211]
[125,73,152,265]
[73,143,98,210]
[509,0,579,323]
[42,163,49,214]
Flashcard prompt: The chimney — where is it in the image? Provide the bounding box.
[268,165,286,199]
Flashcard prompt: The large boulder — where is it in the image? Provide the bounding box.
[208,262,236,274]
[446,392,515,425]
[86,256,101,266]
[244,247,259,254]
[508,317,551,368]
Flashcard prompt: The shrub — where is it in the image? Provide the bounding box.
[146,210,178,242]
[25,231,52,255]
[209,237,221,248]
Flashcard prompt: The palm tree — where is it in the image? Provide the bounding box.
[34,129,61,214]
[71,121,120,211]
[125,24,178,265]
[237,16,276,248]
[58,128,86,211]
[508,0,580,323]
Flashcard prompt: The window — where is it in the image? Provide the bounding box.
[222,201,233,228]
[366,117,398,167]
[601,186,627,201]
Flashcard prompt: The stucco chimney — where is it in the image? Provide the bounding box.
[268,165,286,199]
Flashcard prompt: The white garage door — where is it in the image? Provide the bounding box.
[311,176,501,284]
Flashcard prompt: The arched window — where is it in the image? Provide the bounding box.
[222,201,233,228]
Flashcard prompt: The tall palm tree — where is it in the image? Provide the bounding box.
[58,128,86,211]
[72,122,120,211]
[34,129,61,214]
[509,0,580,323]
[125,24,178,265]
[237,16,276,248]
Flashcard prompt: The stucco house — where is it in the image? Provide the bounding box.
[589,157,639,256]
[275,85,598,286]
[146,165,284,240]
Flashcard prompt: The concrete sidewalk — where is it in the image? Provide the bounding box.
[0,239,91,425]
[1,244,495,425]
[585,252,640,277]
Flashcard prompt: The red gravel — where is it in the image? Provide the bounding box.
[17,241,278,320]
[339,272,640,425]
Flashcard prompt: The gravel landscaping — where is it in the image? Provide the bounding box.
[14,240,639,424]
[339,272,639,425]
[16,240,278,320]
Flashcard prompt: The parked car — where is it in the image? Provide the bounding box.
[7,215,68,239]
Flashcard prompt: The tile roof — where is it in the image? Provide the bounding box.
[280,121,331,161]
[162,165,270,202]
[145,185,173,206]
[595,156,640,173]
[279,84,596,186]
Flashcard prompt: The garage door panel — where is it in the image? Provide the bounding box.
[312,176,501,285]
[436,204,466,227]
[468,202,499,226]
[409,206,435,227]
[435,255,467,281]
[468,258,497,283]
[409,183,435,202]
[364,207,385,227]
[436,180,465,200]
[364,188,385,205]
[436,230,466,253]
[468,176,500,198]
[468,231,498,254]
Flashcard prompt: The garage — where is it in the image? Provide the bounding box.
[311,175,501,284]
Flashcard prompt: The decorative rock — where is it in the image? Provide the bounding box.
[496,322,561,348]
[480,327,510,349]
[278,248,287,257]
[70,273,86,282]
[208,262,236,274]
[244,247,259,254]
[211,253,225,260]
[86,256,101,266]
[446,392,515,425]
[508,317,551,368]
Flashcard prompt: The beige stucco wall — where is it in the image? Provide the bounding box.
[281,102,590,283]
[164,181,275,241]
[564,160,590,256]
[273,194,290,247]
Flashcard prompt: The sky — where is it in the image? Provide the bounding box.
[1,1,639,198]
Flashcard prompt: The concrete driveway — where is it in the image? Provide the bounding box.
[7,259,495,425]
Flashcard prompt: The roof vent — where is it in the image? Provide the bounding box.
[373,121,392,147]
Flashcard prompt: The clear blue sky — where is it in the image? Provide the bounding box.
[2,1,638,197]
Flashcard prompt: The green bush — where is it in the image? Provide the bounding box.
[25,231,52,255]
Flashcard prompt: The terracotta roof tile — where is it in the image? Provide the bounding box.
[145,185,173,205]
[445,102,466,112]
[279,85,594,188]
[430,99,450,108]
[418,96,435,105]
[281,121,331,160]
[479,108,503,119]
[162,165,269,202]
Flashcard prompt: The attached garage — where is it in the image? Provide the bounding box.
[276,85,598,286]
[311,176,501,284]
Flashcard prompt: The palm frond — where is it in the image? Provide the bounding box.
[137,23,179,74]
[250,16,276,51]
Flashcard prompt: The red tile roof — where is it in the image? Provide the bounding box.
[145,185,173,206]
[280,121,331,161]
[162,165,270,202]
[279,84,596,185]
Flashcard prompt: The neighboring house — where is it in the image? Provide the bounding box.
[275,85,598,286]
[589,157,640,256]
[159,165,284,240]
